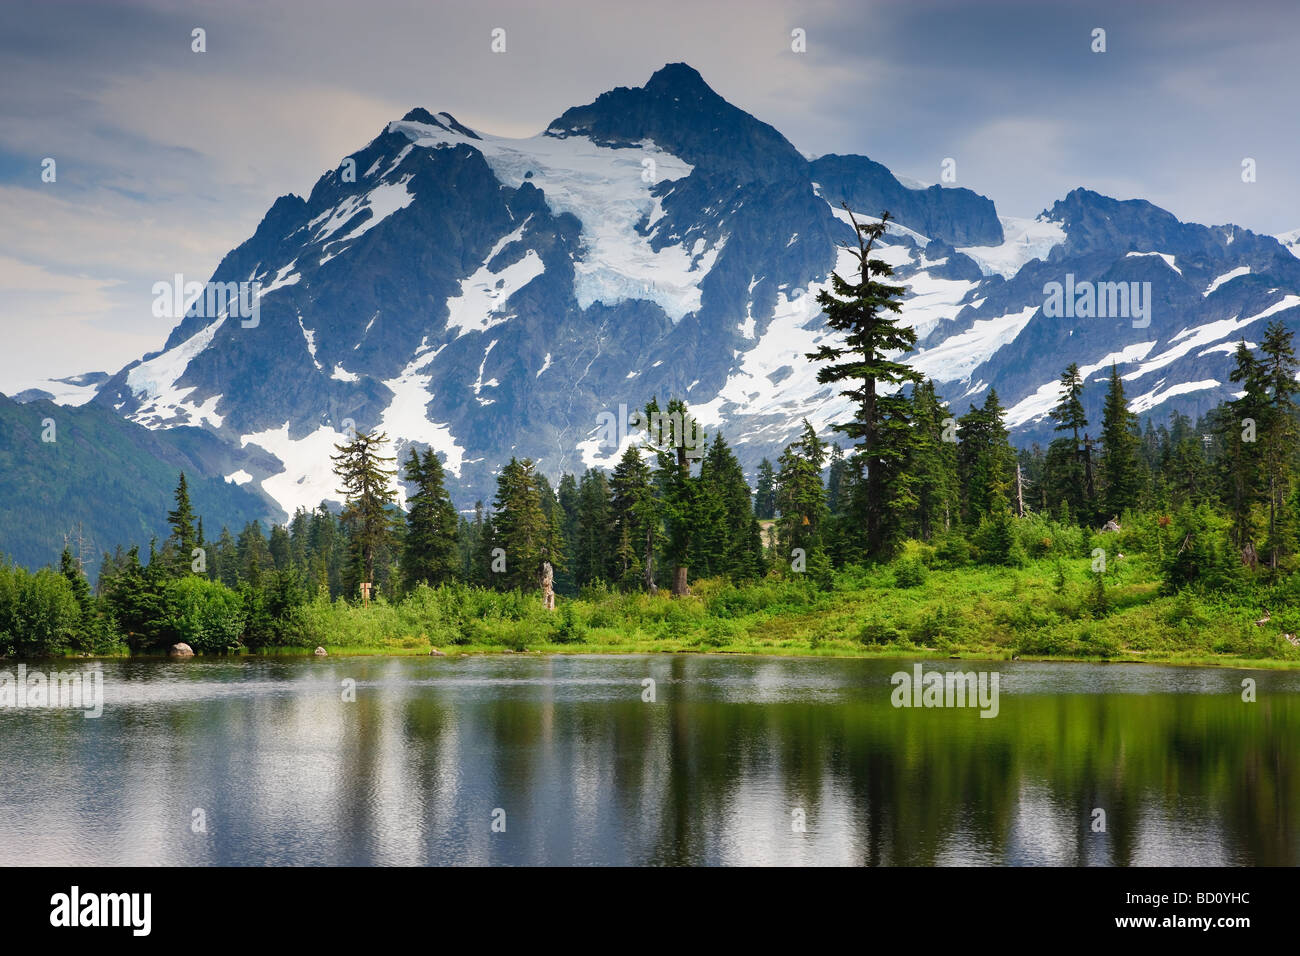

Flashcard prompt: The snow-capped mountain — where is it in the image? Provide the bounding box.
[22,63,1300,520]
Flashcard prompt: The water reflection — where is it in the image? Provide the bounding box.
[0,656,1296,865]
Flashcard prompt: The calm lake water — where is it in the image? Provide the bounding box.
[1,655,1297,866]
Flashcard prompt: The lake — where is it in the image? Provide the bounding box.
[1,655,1296,865]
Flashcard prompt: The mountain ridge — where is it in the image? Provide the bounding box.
[6,62,1300,566]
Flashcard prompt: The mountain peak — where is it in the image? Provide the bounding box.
[547,62,806,183]
[644,62,714,97]
[399,107,480,139]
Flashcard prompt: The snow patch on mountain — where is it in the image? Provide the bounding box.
[445,220,545,337]
[1204,266,1251,297]
[1130,378,1220,414]
[390,118,708,320]
[1198,340,1256,357]
[256,260,302,297]
[692,248,862,443]
[125,317,228,427]
[1276,228,1300,259]
[576,425,644,472]
[959,216,1066,279]
[297,315,321,369]
[1125,251,1181,275]
[1129,295,1300,381]
[312,175,415,249]
[899,271,982,342]
[1003,341,1158,428]
[472,339,501,405]
[910,306,1037,383]
[376,345,465,493]
[240,423,351,515]
[7,373,104,406]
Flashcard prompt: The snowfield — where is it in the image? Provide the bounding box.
[390,117,712,322]
[959,216,1067,279]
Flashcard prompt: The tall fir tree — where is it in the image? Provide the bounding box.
[806,207,922,560]
[1045,364,1094,522]
[556,473,582,593]
[165,472,199,574]
[400,448,460,589]
[645,397,701,595]
[1258,320,1299,567]
[774,420,829,570]
[907,379,959,539]
[490,458,550,592]
[956,390,1015,525]
[609,444,658,592]
[754,459,777,519]
[330,430,398,597]
[698,432,764,580]
[573,468,614,587]
[825,444,847,516]
[1099,364,1143,520]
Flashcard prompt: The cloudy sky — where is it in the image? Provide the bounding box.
[2,0,1297,390]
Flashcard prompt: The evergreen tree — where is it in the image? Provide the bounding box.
[907,379,959,539]
[490,458,549,591]
[775,420,829,569]
[1045,364,1094,522]
[609,445,658,591]
[698,432,764,580]
[212,526,240,588]
[330,430,398,597]
[754,459,777,519]
[1166,411,1212,506]
[400,448,460,589]
[556,473,582,594]
[1258,320,1299,568]
[475,510,498,587]
[645,397,701,595]
[806,207,922,560]
[269,524,292,571]
[461,501,488,586]
[1099,363,1143,520]
[535,472,569,588]
[59,545,92,613]
[956,390,1015,525]
[287,508,311,569]
[236,521,272,585]
[307,505,344,596]
[165,472,199,574]
[1217,341,1266,559]
[825,444,847,515]
[573,468,613,587]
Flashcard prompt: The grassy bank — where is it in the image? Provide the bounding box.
[224,545,1300,668]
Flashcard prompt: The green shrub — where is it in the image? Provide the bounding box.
[0,562,82,657]
[698,617,742,647]
[857,620,903,645]
[892,557,928,588]
[551,603,587,644]
[1160,504,1245,594]
[932,533,974,569]
[170,575,246,652]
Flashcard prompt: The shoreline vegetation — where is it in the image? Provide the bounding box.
[6,210,1300,672]
[20,540,1300,670]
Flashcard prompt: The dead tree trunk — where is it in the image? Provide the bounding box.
[671,565,690,597]
[643,527,657,594]
[540,561,555,612]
